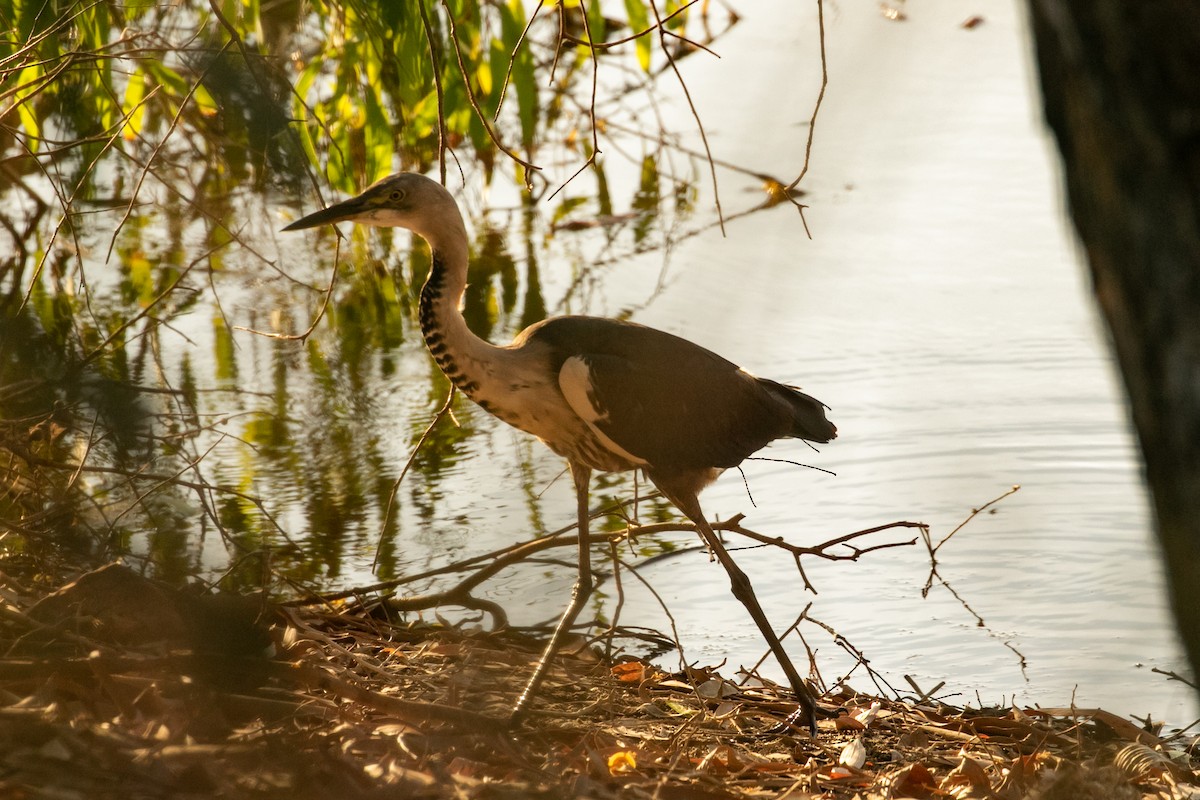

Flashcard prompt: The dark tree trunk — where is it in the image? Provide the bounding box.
[1027,3,1200,689]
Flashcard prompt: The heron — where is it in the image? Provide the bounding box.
[283,172,836,734]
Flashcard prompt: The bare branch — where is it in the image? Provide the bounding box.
[440,0,541,185]
[372,387,460,572]
[649,0,725,234]
[785,0,829,237]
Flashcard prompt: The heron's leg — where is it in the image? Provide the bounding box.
[669,491,819,736]
[510,461,594,723]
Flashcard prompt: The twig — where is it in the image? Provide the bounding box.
[918,487,1028,677]
[612,553,691,680]
[741,603,812,687]
[923,484,1021,561]
[372,387,459,572]
[547,1,602,203]
[494,0,544,122]
[598,539,627,659]
[440,0,540,184]
[236,236,342,343]
[419,0,450,183]
[562,0,701,51]
[805,611,904,700]
[904,675,949,705]
[284,661,502,729]
[785,0,828,238]
[79,246,213,366]
[649,0,725,234]
[296,515,920,613]
[1149,667,1199,691]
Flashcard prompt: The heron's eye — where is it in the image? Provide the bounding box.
[389,190,404,202]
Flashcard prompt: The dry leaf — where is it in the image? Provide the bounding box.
[839,737,867,769]
[608,750,637,775]
[836,715,867,732]
[941,754,991,793]
[1114,742,1188,782]
[884,762,938,798]
[696,679,738,699]
[854,700,883,727]
[612,662,645,683]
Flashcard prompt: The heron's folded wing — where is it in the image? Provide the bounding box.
[556,347,791,471]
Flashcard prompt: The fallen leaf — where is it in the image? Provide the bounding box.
[835,715,867,732]
[940,754,991,793]
[839,737,867,769]
[884,762,938,798]
[612,662,644,683]
[608,750,637,775]
[696,679,739,699]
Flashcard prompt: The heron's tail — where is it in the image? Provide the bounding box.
[763,380,837,444]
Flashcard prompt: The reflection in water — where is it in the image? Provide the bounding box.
[0,0,732,620]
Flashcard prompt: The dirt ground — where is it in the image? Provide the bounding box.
[0,558,1197,799]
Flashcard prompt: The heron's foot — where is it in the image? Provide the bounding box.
[506,705,529,730]
[766,702,823,737]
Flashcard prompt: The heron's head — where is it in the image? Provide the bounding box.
[282,173,463,242]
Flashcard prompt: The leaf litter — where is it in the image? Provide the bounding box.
[0,559,1197,799]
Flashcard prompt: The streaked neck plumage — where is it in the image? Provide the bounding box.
[406,191,629,473]
[412,207,508,402]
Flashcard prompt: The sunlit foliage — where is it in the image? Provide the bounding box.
[0,0,693,190]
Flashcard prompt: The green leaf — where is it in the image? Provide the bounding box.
[122,71,147,141]
[477,47,494,98]
[623,0,652,72]
[551,195,588,225]
[586,0,605,46]
[294,57,324,101]
[500,0,537,146]
[362,88,393,183]
[143,61,185,97]
[127,251,154,304]
[593,158,614,216]
[14,66,44,150]
[192,83,219,118]
[664,0,688,29]
[394,17,432,107]
[212,315,238,384]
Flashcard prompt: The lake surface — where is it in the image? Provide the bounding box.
[592,0,1197,723]
[8,0,1193,727]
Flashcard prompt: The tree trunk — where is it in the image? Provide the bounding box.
[1027,3,1200,689]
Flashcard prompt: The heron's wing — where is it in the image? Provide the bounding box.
[545,319,797,470]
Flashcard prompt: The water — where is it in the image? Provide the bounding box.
[4,0,1194,728]
[598,0,1196,723]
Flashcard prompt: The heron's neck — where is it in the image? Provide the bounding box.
[418,239,504,396]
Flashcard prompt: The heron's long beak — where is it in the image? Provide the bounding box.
[281,193,370,232]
